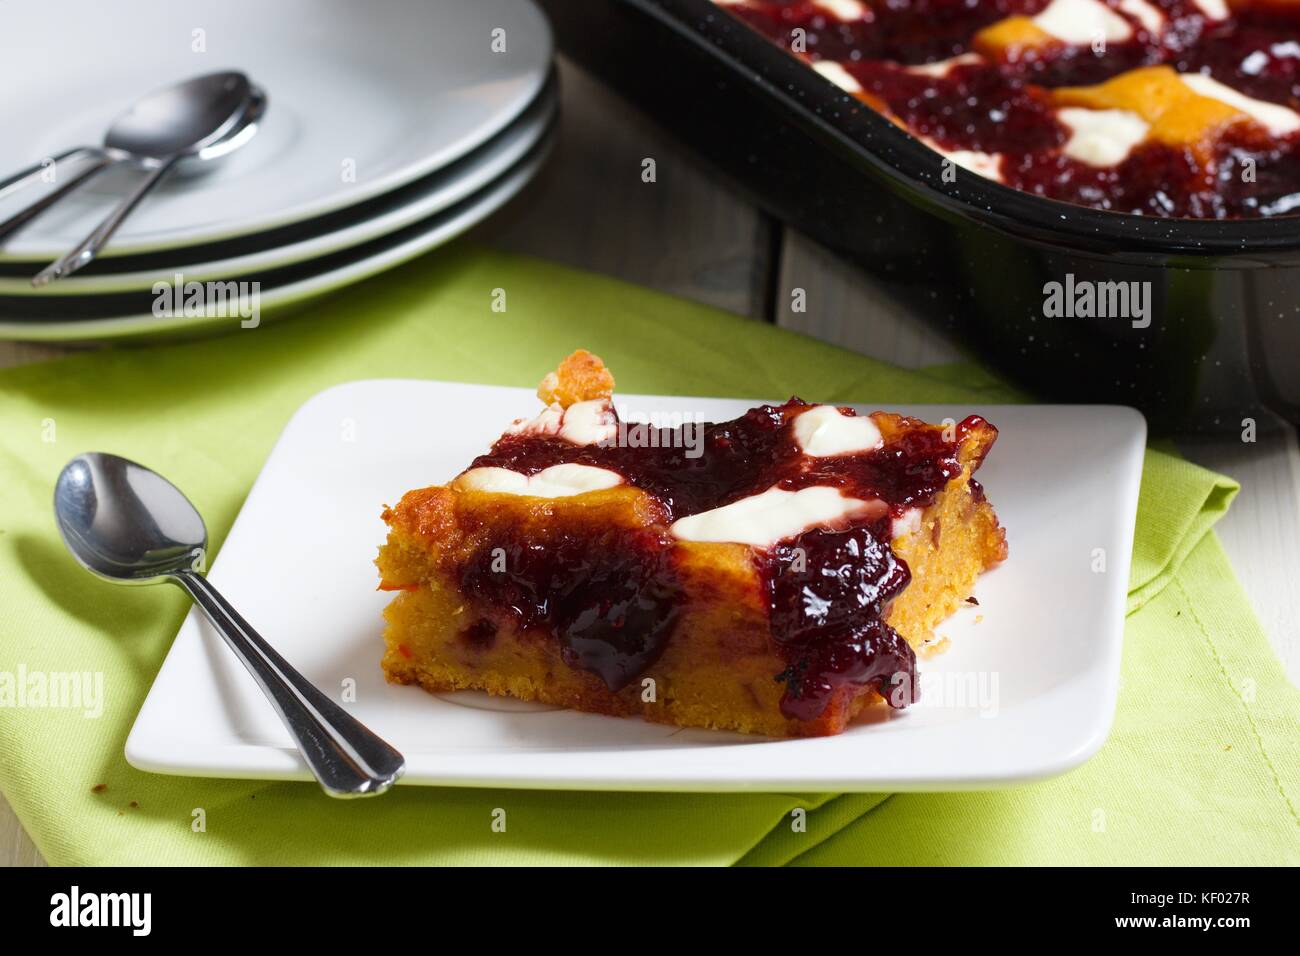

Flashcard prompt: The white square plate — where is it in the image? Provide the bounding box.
[127,381,1146,792]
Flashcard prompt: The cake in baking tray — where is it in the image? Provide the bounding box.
[717,0,1300,218]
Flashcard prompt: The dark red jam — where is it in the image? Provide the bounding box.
[460,619,498,649]
[461,400,990,721]
[721,0,1300,218]
[460,526,682,691]
[765,523,916,720]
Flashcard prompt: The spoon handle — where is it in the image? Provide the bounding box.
[0,152,118,246]
[172,570,406,797]
[32,154,179,286]
[0,146,97,204]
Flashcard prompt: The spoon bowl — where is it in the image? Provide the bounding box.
[192,86,266,165]
[55,453,207,584]
[103,71,254,162]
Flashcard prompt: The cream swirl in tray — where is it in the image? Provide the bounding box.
[717,0,1300,218]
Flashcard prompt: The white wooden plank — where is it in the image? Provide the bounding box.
[0,790,44,866]
[474,57,773,319]
[0,341,73,367]
[775,229,965,367]
[1182,420,1300,685]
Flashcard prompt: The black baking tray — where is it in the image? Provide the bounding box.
[540,0,1300,433]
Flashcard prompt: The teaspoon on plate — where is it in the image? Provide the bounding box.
[54,452,405,798]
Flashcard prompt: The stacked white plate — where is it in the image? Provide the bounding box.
[0,0,555,341]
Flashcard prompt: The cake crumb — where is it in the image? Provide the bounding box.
[974,614,984,624]
[537,349,615,407]
[919,635,952,658]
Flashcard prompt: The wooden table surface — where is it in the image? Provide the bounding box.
[3,59,1297,866]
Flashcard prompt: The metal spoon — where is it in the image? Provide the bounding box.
[0,72,256,244]
[32,73,262,285]
[0,72,263,283]
[54,452,405,798]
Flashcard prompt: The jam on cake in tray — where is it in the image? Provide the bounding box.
[717,0,1300,218]
[376,351,1007,737]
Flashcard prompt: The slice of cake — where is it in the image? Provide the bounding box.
[377,350,1007,737]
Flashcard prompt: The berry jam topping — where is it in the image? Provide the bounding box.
[473,399,977,520]
[459,527,682,693]
[766,523,916,720]
[842,59,1066,155]
[460,619,498,649]
[728,0,1053,65]
[476,400,800,519]
[463,401,987,719]
[723,0,1300,218]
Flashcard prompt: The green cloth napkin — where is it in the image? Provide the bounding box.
[1,247,1296,866]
